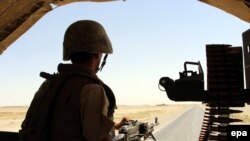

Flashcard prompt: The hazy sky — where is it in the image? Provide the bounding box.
[0,0,249,106]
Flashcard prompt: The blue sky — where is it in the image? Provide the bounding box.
[0,0,249,106]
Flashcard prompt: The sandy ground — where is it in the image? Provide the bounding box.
[0,104,192,132]
[0,106,27,132]
[0,104,249,132]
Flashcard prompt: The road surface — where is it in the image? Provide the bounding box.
[153,105,204,141]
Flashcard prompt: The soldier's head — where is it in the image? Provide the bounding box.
[63,20,113,72]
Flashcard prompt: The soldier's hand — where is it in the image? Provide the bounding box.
[114,117,130,129]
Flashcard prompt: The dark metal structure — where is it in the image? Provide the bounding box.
[159,33,250,140]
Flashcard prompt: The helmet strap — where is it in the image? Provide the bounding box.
[96,54,108,72]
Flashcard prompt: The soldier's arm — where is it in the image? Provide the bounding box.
[80,84,114,141]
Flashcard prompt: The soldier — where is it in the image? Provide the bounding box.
[20,20,128,141]
[50,20,120,141]
[19,20,128,141]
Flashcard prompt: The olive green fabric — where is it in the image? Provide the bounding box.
[63,20,113,61]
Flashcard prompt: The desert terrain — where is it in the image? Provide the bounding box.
[0,104,192,132]
[0,104,249,132]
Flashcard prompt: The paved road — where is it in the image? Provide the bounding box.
[153,105,204,141]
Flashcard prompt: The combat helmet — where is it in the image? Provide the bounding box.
[63,20,113,61]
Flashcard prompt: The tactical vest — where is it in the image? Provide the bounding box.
[52,64,116,141]
[20,64,116,141]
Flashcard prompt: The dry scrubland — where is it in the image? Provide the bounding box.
[0,104,250,132]
[0,104,191,132]
[114,104,192,124]
[0,106,27,132]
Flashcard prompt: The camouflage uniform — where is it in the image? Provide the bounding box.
[58,20,115,141]
[20,20,116,141]
[50,63,115,141]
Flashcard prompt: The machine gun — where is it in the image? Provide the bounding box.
[159,61,205,102]
[115,118,159,141]
[158,29,250,141]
